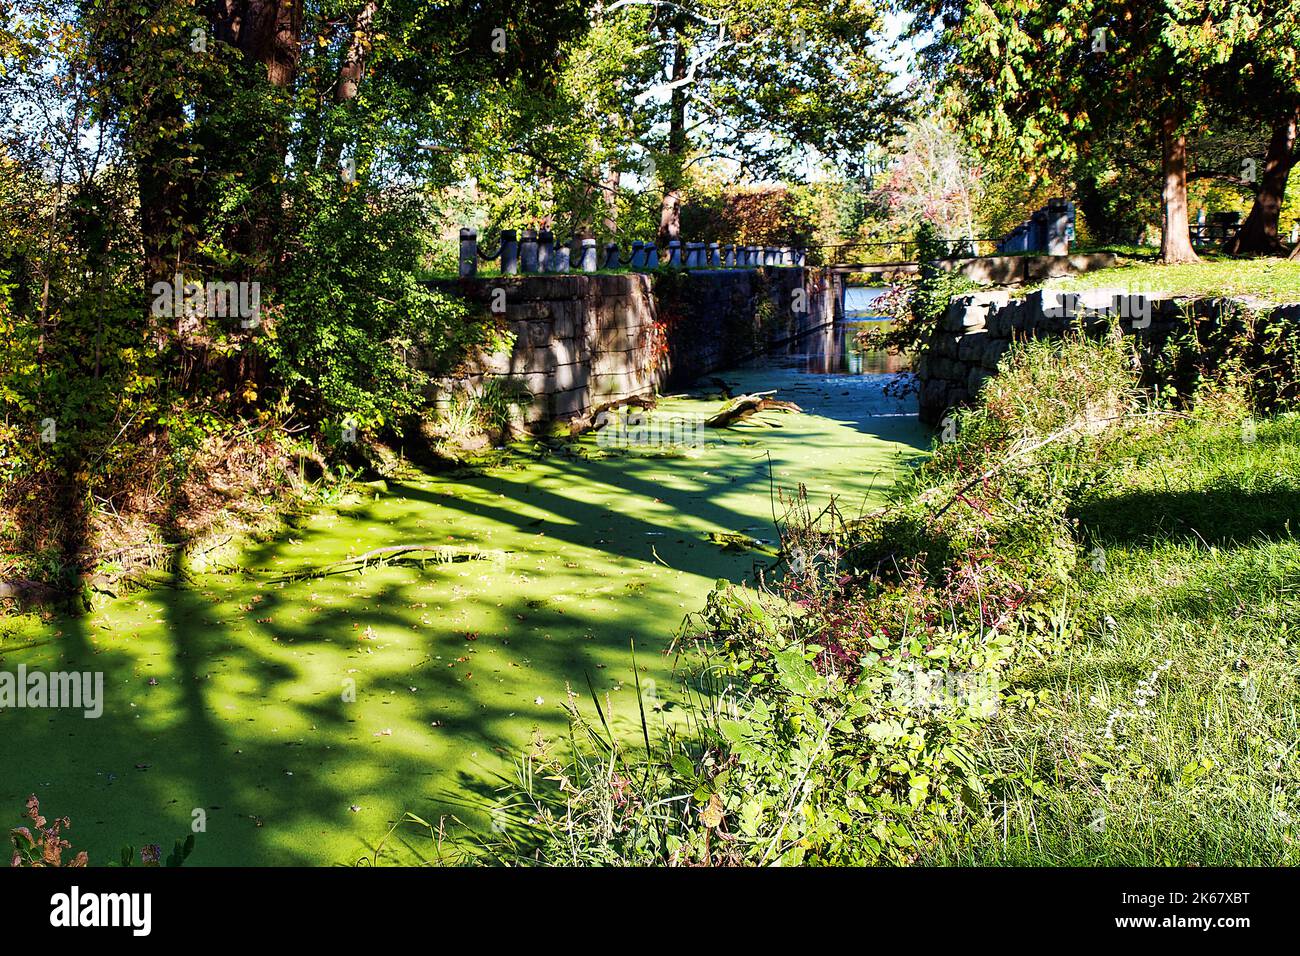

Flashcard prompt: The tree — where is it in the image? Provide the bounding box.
[867,95,983,242]
[899,0,1262,263]
[591,0,904,246]
[1222,2,1300,255]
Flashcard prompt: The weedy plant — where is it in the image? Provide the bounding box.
[9,794,196,867]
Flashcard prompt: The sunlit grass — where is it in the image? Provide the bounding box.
[1041,257,1300,304]
[930,412,1300,864]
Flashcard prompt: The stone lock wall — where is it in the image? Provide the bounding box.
[425,267,835,429]
[916,288,1300,425]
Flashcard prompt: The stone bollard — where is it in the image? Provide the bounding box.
[764,247,777,266]
[459,228,477,278]
[746,246,759,266]
[667,240,682,267]
[538,228,554,272]
[520,229,539,273]
[708,242,721,267]
[723,244,735,267]
[630,241,645,269]
[644,243,658,267]
[603,242,620,270]
[781,247,792,266]
[500,229,519,275]
[580,238,598,273]
[553,245,570,273]
[794,248,806,267]
[689,242,705,267]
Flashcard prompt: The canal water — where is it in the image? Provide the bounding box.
[759,285,908,376]
[1,287,925,865]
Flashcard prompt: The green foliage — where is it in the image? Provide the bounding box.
[861,222,979,359]
[484,334,1300,865]
[262,177,488,432]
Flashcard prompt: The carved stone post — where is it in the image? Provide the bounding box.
[604,242,620,270]
[708,242,721,267]
[630,241,645,269]
[459,228,477,278]
[580,238,598,273]
[667,240,682,267]
[520,229,539,273]
[538,228,554,272]
[500,229,519,275]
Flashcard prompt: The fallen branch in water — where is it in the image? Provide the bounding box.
[568,395,658,437]
[705,392,803,428]
[260,545,512,583]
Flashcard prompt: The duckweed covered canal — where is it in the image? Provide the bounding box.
[0,339,926,865]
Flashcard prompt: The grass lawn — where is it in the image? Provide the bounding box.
[939,411,1300,863]
[1039,256,1300,305]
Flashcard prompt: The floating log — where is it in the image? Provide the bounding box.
[704,391,803,428]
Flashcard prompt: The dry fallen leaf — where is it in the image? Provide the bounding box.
[699,793,725,829]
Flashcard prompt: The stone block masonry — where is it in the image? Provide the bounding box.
[916,288,1300,425]
[424,267,836,429]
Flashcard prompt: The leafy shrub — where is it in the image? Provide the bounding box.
[263,178,492,434]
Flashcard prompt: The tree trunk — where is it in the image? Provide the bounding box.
[602,166,621,238]
[334,2,377,103]
[657,22,687,247]
[137,97,189,287]
[1159,115,1199,264]
[233,0,303,88]
[1225,109,1297,256]
[321,1,378,172]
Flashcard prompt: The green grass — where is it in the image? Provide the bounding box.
[933,412,1300,864]
[1038,256,1300,304]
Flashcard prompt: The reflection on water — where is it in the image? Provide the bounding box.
[739,286,910,376]
[844,286,888,318]
[729,285,915,417]
[771,320,908,375]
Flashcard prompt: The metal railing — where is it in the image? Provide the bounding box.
[810,237,1001,266]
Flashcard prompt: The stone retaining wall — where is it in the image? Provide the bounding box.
[916,288,1300,424]
[425,267,836,430]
